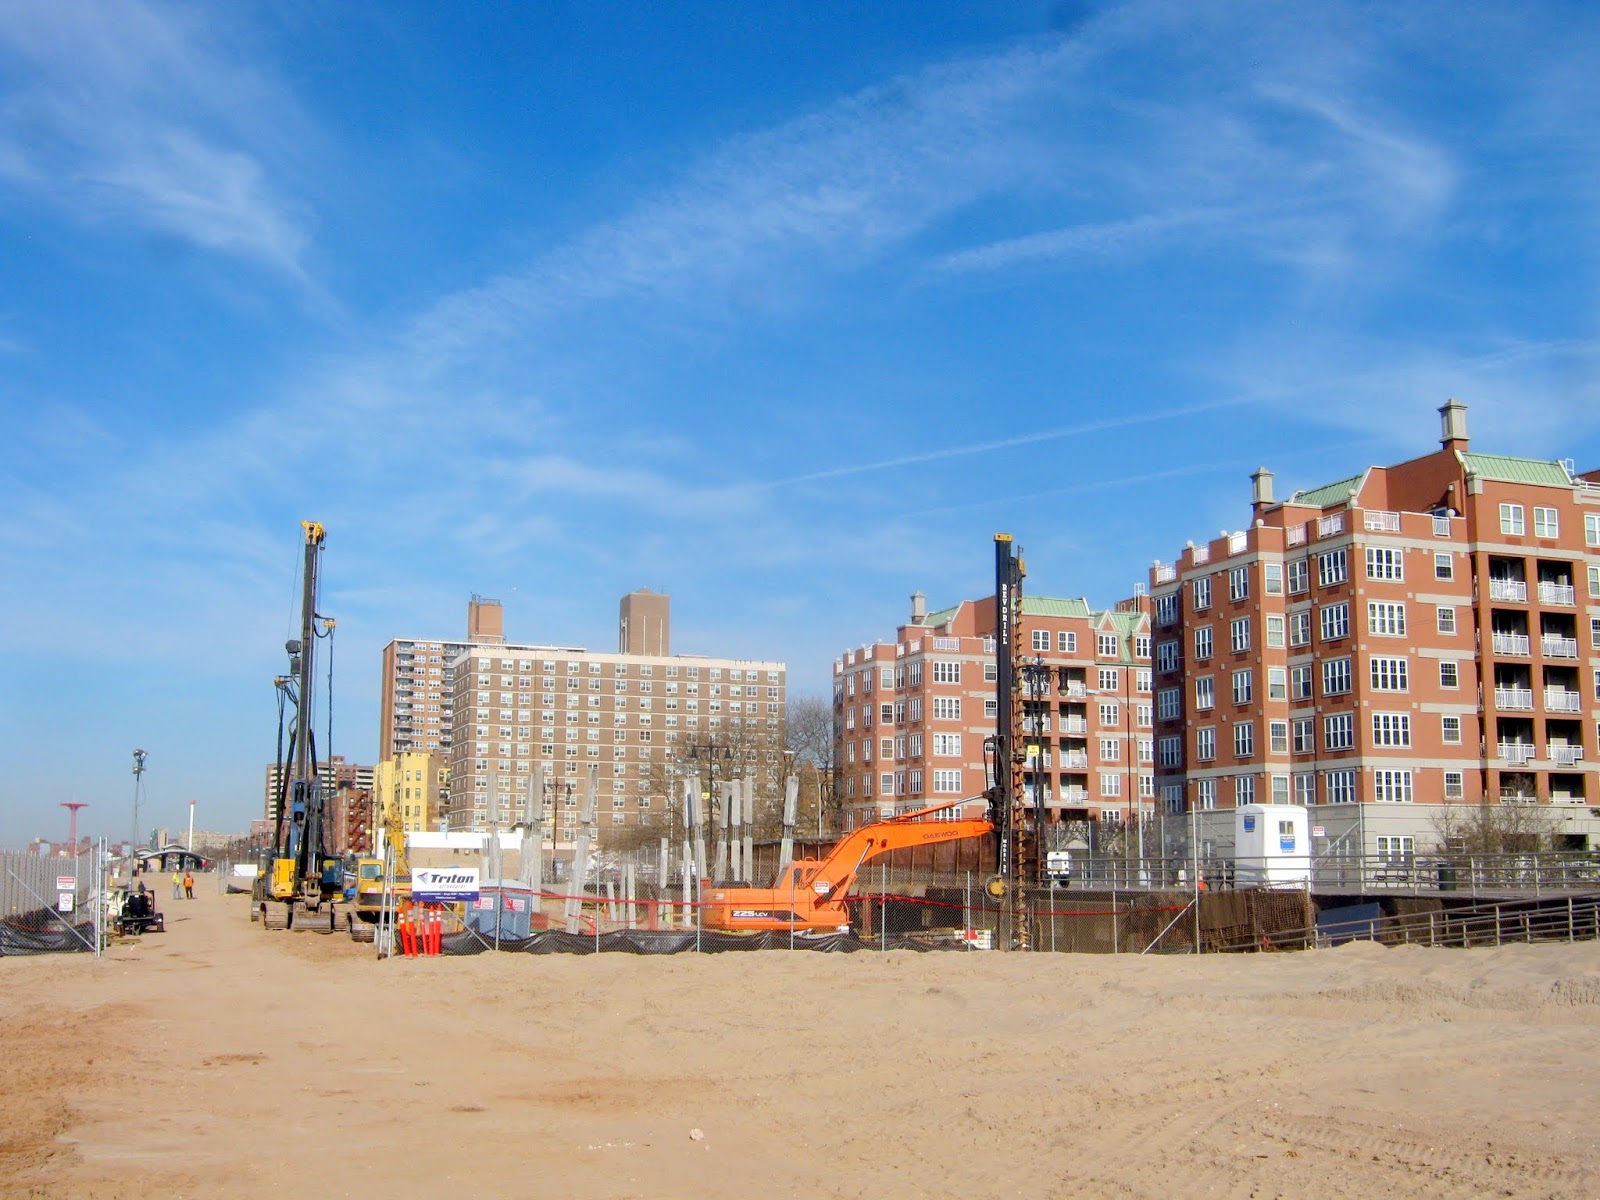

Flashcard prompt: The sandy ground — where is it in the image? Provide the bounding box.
[2,877,1599,1200]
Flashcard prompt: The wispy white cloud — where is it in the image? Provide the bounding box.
[1212,335,1600,454]
[763,398,1253,487]
[934,207,1238,274]
[0,0,315,280]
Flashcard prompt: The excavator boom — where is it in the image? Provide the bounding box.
[700,798,992,933]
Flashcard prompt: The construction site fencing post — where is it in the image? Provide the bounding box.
[1111,878,1118,955]
[879,863,887,952]
[964,871,972,951]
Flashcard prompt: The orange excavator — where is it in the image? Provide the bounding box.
[699,798,993,934]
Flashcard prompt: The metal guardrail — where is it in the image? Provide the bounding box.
[1049,851,1600,898]
[1216,893,1600,952]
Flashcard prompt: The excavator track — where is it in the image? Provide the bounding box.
[261,902,290,930]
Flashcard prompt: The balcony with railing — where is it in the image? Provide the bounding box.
[1318,513,1345,536]
[1227,530,1248,554]
[1061,717,1089,734]
[1496,790,1539,804]
[1491,632,1531,656]
[1363,510,1401,532]
[1538,581,1576,606]
[1542,634,1579,659]
[1059,786,1090,804]
[1489,578,1528,603]
[1550,745,1585,767]
[1059,682,1088,699]
[1190,544,1211,564]
[1545,688,1583,713]
[1287,523,1307,546]
[1493,688,1535,711]
[1497,742,1534,764]
[1061,750,1090,769]
[1153,562,1176,583]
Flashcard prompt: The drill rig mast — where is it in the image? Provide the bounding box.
[256,520,342,931]
[988,532,1042,950]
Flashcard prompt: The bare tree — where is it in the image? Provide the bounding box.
[785,694,837,835]
[1430,800,1557,856]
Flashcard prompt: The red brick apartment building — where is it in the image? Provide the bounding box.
[1149,401,1600,858]
[833,590,1153,831]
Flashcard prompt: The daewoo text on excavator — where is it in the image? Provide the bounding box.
[699,798,993,934]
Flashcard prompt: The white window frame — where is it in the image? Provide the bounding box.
[1500,503,1524,536]
[1369,656,1409,692]
[1365,547,1404,581]
[1319,602,1350,641]
[1367,601,1407,637]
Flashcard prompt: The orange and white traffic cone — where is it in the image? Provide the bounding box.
[400,905,417,958]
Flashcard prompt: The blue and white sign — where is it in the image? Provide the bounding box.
[1242,815,1256,833]
[411,867,480,903]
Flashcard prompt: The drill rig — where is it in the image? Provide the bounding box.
[255,520,343,931]
[986,532,1048,950]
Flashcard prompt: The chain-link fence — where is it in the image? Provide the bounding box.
[0,843,106,955]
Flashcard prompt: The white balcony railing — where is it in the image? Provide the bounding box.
[1494,688,1535,711]
[1318,513,1345,536]
[1538,582,1576,606]
[1227,531,1248,554]
[1545,689,1582,713]
[1061,751,1090,769]
[1061,683,1088,699]
[1153,563,1176,583]
[1060,788,1090,804]
[1497,742,1533,764]
[1491,632,1531,656]
[1542,635,1580,659]
[1489,579,1528,602]
[1061,718,1089,734]
[1287,524,1307,546]
[1191,545,1211,564]
[1364,510,1401,532]
[1551,745,1584,767]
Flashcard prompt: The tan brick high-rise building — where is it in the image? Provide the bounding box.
[378,595,508,765]
[431,592,786,843]
[1150,401,1600,858]
[833,590,1152,832]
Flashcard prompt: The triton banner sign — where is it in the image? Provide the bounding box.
[411,867,481,904]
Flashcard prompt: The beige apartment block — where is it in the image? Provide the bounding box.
[434,592,786,844]
[833,589,1153,831]
[1149,400,1600,858]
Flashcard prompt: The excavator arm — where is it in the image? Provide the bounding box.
[700,798,993,934]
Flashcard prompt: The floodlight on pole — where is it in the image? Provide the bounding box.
[130,749,148,850]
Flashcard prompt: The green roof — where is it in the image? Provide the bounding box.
[1289,472,1366,508]
[923,603,963,628]
[1105,610,1146,637]
[1021,597,1092,618]
[1460,452,1573,487]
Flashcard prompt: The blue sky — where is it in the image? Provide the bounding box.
[3,1,1599,847]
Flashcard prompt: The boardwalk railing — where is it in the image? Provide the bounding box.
[1215,892,1600,952]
